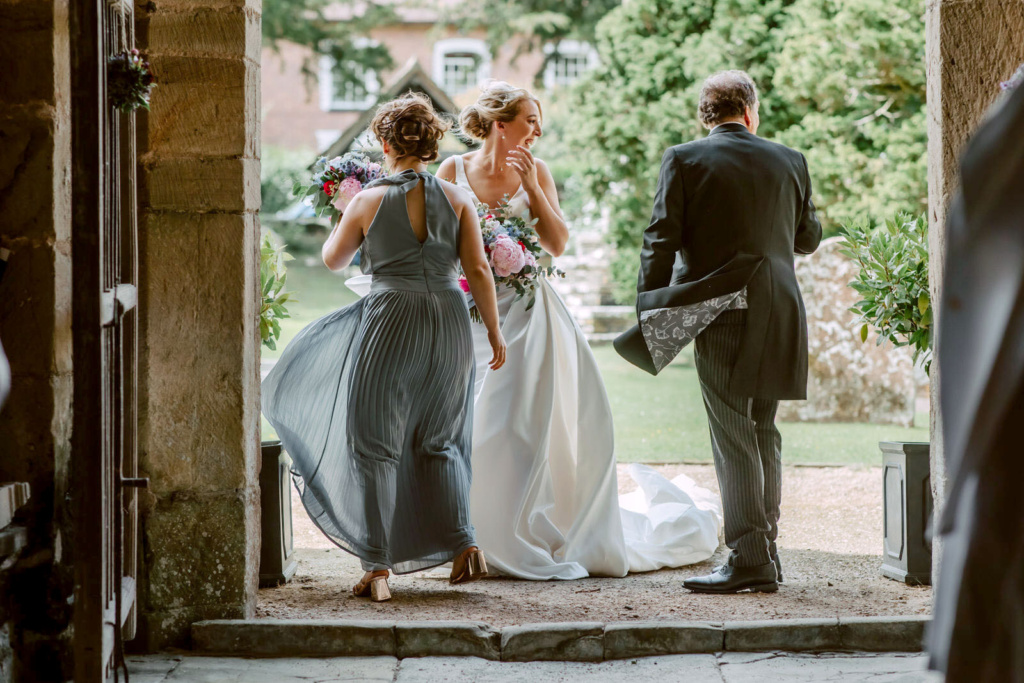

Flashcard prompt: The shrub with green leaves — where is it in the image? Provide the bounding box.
[260,232,295,351]
[569,0,926,303]
[839,213,931,372]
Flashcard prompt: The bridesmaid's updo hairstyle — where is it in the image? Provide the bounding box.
[370,92,450,163]
[458,80,542,142]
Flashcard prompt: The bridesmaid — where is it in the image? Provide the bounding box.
[262,93,506,602]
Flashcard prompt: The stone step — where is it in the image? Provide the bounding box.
[191,616,930,662]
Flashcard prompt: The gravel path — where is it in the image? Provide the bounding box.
[257,464,932,625]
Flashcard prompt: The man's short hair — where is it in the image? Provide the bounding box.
[698,71,759,129]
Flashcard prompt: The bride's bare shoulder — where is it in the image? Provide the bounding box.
[436,156,458,182]
[534,157,553,178]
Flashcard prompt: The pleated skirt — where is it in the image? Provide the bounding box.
[262,287,478,574]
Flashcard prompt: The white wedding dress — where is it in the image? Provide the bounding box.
[450,155,722,579]
[347,158,723,579]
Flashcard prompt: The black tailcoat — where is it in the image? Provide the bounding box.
[616,122,822,400]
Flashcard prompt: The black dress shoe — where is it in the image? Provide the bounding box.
[683,562,779,594]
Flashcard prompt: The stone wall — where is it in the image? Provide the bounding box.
[778,238,917,426]
[134,0,262,649]
[0,0,75,678]
[552,207,635,342]
[925,0,1024,579]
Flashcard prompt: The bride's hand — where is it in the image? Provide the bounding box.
[487,329,507,370]
[506,145,539,191]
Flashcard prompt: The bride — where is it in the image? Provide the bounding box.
[434,81,722,580]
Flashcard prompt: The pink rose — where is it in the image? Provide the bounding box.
[331,177,363,212]
[489,234,526,277]
[458,276,470,293]
[523,250,537,268]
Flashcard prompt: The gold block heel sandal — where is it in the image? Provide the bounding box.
[354,574,392,602]
[450,548,488,585]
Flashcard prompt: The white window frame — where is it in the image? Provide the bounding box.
[542,40,599,90]
[319,41,381,111]
[432,37,491,96]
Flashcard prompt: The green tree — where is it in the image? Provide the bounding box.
[568,0,795,302]
[262,0,396,90]
[570,0,926,302]
[442,0,622,86]
[770,0,926,230]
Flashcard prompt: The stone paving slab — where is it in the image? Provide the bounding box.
[396,620,501,660]
[501,622,605,662]
[838,615,929,651]
[603,621,724,659]
[129,652,941,682]
[725,617,842,651]
[190,616,928,661]
[126,655,398,683]
[717,651,942,682]
[192,619,396,657]
[396,654,723,683]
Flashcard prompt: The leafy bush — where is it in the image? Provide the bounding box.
[262,146,313,216]
[839,213,931,372]
[260,231,295,351]
[569,0,926,302]
[264,218,331,258]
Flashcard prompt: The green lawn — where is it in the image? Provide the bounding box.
[595,344,928,465]
[262,264,930,464]
[263,263,360,361]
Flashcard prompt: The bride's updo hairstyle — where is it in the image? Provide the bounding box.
[458,80,542,142]
[370,91,450,163]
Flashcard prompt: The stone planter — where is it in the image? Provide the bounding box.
[259,440,297,587]
[879,441,932,586]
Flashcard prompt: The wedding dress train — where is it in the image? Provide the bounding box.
[467,276,722,579]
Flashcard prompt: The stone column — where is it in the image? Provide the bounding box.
[925,0,1024,580]
[0,0,74,676]
[134,0,262,649]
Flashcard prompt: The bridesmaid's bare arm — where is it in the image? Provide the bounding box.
[321,190,383,271]
[451,187,505,370]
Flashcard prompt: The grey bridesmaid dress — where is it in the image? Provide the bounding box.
[262,170,477,574]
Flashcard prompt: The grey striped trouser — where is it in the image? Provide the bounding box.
[694,310,781,568]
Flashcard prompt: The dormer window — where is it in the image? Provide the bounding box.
[433,38,490,96]
[319,40,381,111]
[543,41,598,89]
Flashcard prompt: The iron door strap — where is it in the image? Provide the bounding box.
[100,283,138,326]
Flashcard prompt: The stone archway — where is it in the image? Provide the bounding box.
[126,0,1024,649]
[3,0,1023,671]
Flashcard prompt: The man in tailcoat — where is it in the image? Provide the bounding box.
[617,71,822,592]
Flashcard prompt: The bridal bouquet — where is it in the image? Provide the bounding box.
[292,152,385,223]
[460,197,564,322]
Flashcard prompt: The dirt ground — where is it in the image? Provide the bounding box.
[257,464,932,625]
